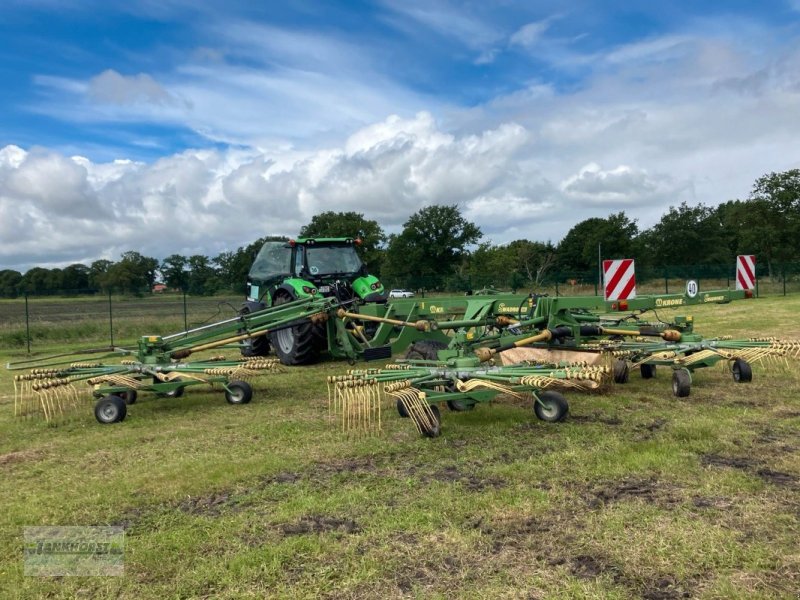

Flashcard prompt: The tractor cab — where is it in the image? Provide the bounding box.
[247,237,386,305]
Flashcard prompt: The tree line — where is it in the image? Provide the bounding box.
[1,169,798,297]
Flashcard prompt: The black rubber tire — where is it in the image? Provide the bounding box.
[238,305,271,357]
[732,358,753,383]
[613,360,630,384]
[640,364,657,379]
[118,389,137,405]
[225,380,253,404]
[94,395,127,424]
[415,404,441,438]
[156,378,185,399]
[533,391,569,422]
[404,340,448,361]
[446,399,475,412]
[672,369,691,397]
[269,294,322,365]
[397,398,410,418]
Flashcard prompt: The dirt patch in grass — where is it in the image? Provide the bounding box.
[178,491,240,516]
[568,412,623,426]
[280,514,360,537]
[641,576,692,599]
[584,477,681,509]
[700,453,798,489]
[0,448,45,467]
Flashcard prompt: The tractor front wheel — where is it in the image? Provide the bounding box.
[732,358,753,383]
[94,395,127,424]
[534,391,569,422]
[225,380,253,404]
[672,369,691,397]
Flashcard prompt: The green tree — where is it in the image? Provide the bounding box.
[738,170,800,275]
[0,269,22,297]
[89,260,113,290]
[299,211,387,274]
[187,255,218,295]
[103,252,159,294]
[161,254,189,291]
[383,205,482,290]
[61,264,90,291]
[639,203,728,267]
[557,212,639,273]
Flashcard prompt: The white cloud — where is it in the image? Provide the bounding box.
[87,70,178,106]
[509,20,552,48]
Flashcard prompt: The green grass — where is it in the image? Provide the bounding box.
[0,296,799,598]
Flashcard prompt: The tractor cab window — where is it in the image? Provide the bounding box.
[294,245,306,277]
[248,242,292,283]
[305,245,363,277]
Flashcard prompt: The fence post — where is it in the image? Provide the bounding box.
[24,292,31,354]
[108,290,114,347]
[183,289,188,332]
[555,279,559,297]
[783,265,787,296]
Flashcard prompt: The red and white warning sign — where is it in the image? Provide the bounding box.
[603,259,636,301]
[735,255,756,290]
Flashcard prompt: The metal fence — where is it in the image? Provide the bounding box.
[3,263,800,352]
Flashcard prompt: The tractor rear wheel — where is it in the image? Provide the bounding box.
[534,391,569,422]
[269,294,323,365]
[732,358,753,383]
[94,395,127,424]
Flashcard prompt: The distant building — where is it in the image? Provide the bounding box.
[152,283,168,293]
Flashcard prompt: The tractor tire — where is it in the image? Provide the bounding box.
[446,399,475,412]
[94,395,127,424]
[533,391,569,423]
[731,358,753,383]
[397,398,410,418]
[403,340,448,361]
[269,294,323,366]
[225,380,253,404]
[672,369,692,397]
[238,307,271,358]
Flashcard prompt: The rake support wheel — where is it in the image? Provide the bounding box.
[225,380,253,404]
[94,395,127,424]
[672,369,691,397]
[533,391,569,423]
[613,360,630,384]
[731,358,753,383]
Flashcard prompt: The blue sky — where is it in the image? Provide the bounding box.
[2,1,800,271]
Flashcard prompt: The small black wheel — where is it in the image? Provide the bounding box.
[672,369,691,397]
[613,360,630,384]
[414,404,441,438]
[534,391,569,422]
[94,395,127,424]
[446,399,475,411]
[731,358,752,383]
[640,364,657,379]
[225,380,253,404]
[118,389,137,405]
[405,350,425,360]
[156,377,185,398]
[396,398,410,418]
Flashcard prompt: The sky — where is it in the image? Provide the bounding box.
[2,0,800,273]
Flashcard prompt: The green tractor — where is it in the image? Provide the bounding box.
[241,237,387,364]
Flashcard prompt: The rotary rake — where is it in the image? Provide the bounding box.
[327,358,611,438]
[7,296,336,424]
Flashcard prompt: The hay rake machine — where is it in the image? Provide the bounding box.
[8,296,338,424]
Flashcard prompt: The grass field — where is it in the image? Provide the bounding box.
[0,295,798,598]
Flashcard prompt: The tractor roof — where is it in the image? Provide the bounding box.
[292,237,361,245]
